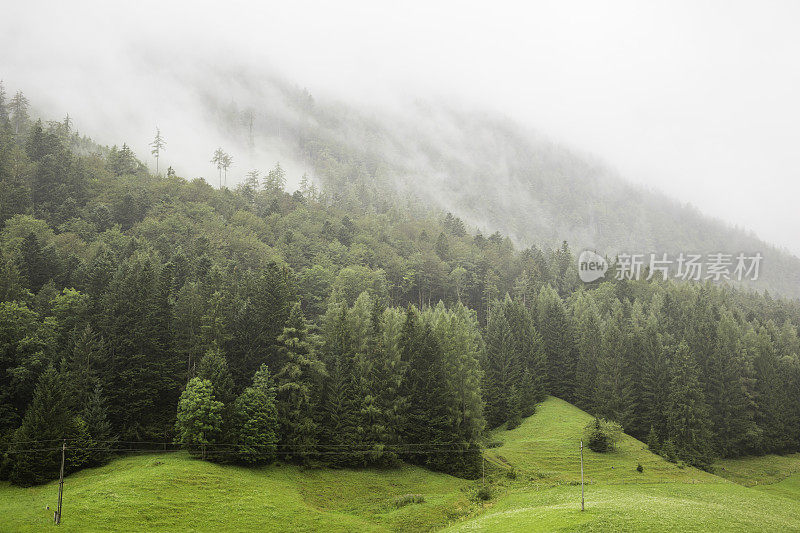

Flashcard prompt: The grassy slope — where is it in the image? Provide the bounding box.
[0,454,477,532]
[3,398,800,532]
[714,452,800,503]
[715,452,800,486]
[448,398,800,532]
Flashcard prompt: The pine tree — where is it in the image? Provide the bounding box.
[751,325,794,453]
[317,302,357,465]
[507,298,546,414]
[344,293,387,466]
[623,301,648,438]
[63,325,108,408]
[666,341,712,468]
[482,297,519,428]
[196,347,235,405]
[103,253,181,441]
[536,285,577,401]
[398,307,451,472]
[0,81,9,130]
[706,311,758,456]
[638,312,671,445]
[274,303,321,462]
[572,292,602,412]
[264,162,286,194]
[233,364,279,465]
[82,385,116,466]
[19,232,57,292]
[7,367,76,486]
[9,91,29,135]
[594,304,632,425]
[150,127,166,174]
[429,301,484,476]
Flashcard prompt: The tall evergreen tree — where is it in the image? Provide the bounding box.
[572,292,602,412]
[706,311,758,456]
[536,285,577,401]
[316,302,357,464]
[9,91,29,135]
[482,297,519,428]
[398,306,452,473]
[233,364,279,465]
[82,385,116,466]
[594,303,632,426]
[273,303,321,462]
[150,127,166,174]
[7,367,76,486]
[666,341,712,468]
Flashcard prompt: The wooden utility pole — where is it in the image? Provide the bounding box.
[580,440,585,512]
[55,440,65,524]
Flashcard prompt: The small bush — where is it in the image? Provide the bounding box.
[506,468,517,480]
[636,463,643,473]
[485,440,504,449]
[583,418,623,453]
[394,494,425,508]
[476,486,492,501]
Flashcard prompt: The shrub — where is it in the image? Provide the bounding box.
[476,486,492,501]
[583,418,622,453]
[636,463,643,473]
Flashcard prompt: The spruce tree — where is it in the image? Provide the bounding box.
[536,285,577,401]
[398,307,451,472]
[429,301,484,476]
[666,342,712,468]
[706,311,758,456]
[274,303,322,462]
[8,367,76,486]
[197,346,236,406]
[317,302,357,465]
[507,298,547,414]
[595,304,632,426]
[482,297,518,428]
[751,325,794,453]
[82,385,116,466]
[233,364,279,465]
[572,292,602,412]
[638,312,671,445]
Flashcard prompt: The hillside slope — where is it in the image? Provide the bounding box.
[195,67,800,298]
[451,398,800,532]
[3,398,800,532]
[0,455,477,532]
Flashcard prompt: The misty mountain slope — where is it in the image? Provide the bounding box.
[197,68,800,298]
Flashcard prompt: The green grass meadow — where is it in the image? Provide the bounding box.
[3,397,800,532]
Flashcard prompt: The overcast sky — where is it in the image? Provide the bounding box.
[3,0,799,255]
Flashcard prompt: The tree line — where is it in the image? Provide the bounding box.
[0,88,799,485]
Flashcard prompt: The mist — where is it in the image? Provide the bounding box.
[3,0,800,255]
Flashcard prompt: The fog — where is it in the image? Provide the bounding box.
[3,0,800,255]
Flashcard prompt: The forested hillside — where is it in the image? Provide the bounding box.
[195,66,800,298]
[0,86,799,488]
